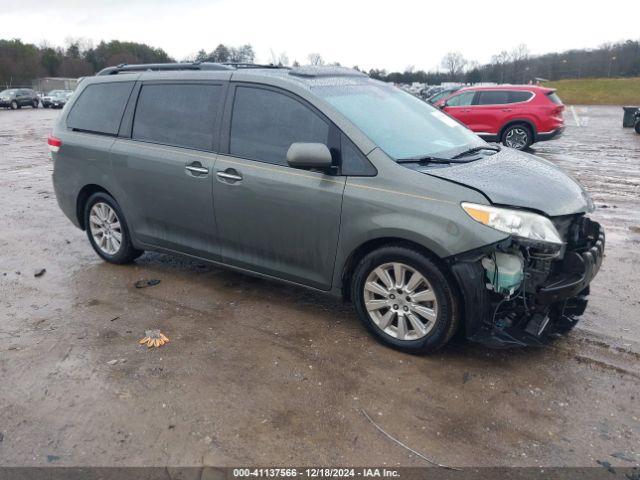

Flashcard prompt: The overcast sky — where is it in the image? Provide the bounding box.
[1,0,638,71]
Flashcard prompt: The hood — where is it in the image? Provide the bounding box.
[425,148,594,216]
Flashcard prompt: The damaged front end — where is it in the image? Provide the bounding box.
[450,213,605,347]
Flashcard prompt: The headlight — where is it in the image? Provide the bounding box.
[462,202,563,245]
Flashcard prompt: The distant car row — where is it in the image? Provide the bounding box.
[423,85,565,150]
[42,90,74,109]
[0,88,73,110]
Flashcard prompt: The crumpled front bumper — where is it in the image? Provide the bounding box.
[449,218,605,347]
[537,221,604,304]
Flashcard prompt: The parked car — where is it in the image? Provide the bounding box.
[0,88,40,109]
[50,63,603,354]
[426,86,461,105]
[419,85,442,100]
[436,85,565,150]
[42,90,74,109]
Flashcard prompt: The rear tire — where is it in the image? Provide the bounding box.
[351,245,460,354]
[10,100,18,110]
[84,192,143,264]
[32,100,39,108]
[635,120,640,134]
[501,124,532,150]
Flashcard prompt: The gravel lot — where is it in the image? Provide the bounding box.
[0,106,639,468]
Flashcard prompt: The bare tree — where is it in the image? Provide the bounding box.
[491,50,510,83]
[441,51,467,80]
[269,49,289,66]
[307,53,324,66]
[510,43,530,63]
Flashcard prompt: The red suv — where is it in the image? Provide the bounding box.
[437,86,565,150]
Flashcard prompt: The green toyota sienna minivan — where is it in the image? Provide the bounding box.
[51,63,604,353]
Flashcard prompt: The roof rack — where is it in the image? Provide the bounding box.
[221,62,289,70]
[96,62,291,76]
[288,66,366,78]
[96,62,234,76]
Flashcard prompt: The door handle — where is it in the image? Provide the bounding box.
[216,170,242,182]
[186,163,209,175]
[502,108,513,112]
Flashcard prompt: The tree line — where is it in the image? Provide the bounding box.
[1,37,639,89]
[370,40,640,85]
[0,38,172,87]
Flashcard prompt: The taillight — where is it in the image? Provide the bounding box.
[48,134,62,153]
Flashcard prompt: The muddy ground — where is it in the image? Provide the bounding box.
[0,106,639,468]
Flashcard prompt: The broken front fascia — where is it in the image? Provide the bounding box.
[448,215,605,347]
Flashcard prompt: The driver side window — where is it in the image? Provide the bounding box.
[230,86,329,167]
[446,91,475,107]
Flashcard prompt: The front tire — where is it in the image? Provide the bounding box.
[84,192,143,264]
[10,100,18,110]
[351,245,460,354]
[501,124,532,150]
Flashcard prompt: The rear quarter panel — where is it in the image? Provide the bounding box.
[51,131,116,228]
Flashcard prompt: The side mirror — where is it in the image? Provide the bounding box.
[286,143,333,170]
[438,102,447,110]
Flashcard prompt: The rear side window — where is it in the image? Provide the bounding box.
[230,86,329,166]
[546,92,563,105]
[509,91,533,103]
[132,83,223,151]
[67,82,134,135]
[477,90,510,105]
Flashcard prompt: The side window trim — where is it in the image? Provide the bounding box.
[118,81,142,139]
[124,80,228,153]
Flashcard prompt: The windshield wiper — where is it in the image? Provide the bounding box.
[451,145,501,159]
[396,155,453,165]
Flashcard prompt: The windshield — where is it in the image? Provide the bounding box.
[1,89,18,95]
[313,80,484,160]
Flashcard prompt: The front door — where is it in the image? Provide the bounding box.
[110,82,225,259]
[442,90,477,129]
[213,85,345,290]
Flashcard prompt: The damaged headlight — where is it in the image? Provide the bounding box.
[461,202,563,245]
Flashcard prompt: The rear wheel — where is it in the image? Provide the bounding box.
[84,192,143,264]
[351,245,460,354]
[501,124,532,150]
[10,100,18,110]
[32,100,39,108]
[635,120,640,134]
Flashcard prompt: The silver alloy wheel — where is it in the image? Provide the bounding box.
[89,202,122,255]
[504,127,529,149]
[363,262,438,341]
